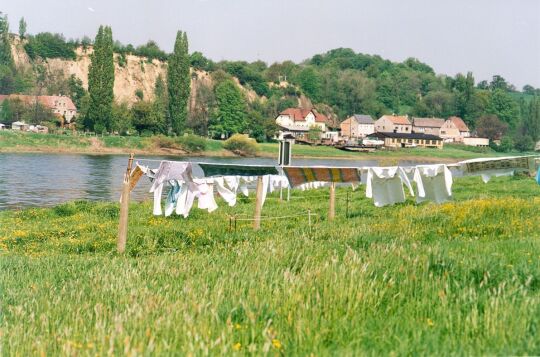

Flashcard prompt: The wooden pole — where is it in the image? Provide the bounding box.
[328,182,336,221]
[253,176,264,230]
[117,153,134,254]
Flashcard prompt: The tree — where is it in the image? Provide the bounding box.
[131,100,166,134]
[111,102,133,135]
[18,17,26,39]
[296,67,321,102]
[86,26,114,132]
[453,72,476,127]
[0,12,13,67]
[210,79,246,137]
[67,74,86,110]
[487,89,519,127]
[476,114,508,140]
[489,75,509,92]
[167,30,190,134]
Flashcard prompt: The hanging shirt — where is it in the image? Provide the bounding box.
[149,161,191,215]
[365,167,414,207]
[268,175,290,193]
[413,164,453,204]
[197,182,218,213]
[536,166,540,185]
[214,177,237,206]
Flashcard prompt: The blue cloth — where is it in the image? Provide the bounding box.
[536,167,540,185]
[164,180,182,216]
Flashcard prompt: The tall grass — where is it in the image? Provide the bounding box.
[1,176,539,355]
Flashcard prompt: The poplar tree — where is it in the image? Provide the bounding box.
[0,12,13,67]
[167,31,190,135]
[87,26,114,132]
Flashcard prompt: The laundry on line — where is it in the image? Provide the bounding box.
[132,155,539,218]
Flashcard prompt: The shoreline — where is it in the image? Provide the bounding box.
[0,145,466,163]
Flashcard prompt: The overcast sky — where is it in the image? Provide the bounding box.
[3,0,540,88]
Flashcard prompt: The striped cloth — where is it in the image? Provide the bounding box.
[283,167,361,187]
[464,156,532,173]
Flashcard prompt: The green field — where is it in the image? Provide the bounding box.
[1,175,540,355]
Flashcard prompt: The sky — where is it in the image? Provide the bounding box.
[3,0,540,88]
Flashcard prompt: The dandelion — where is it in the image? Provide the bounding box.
[272,338,282,350]
[233,342,241,351]
[234,323,242,330]
[426,318,434,327]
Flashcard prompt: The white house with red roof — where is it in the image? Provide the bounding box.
[0,94,77,123]
[275,108,328,136]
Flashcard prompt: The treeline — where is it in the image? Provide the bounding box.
[1,11,539,150]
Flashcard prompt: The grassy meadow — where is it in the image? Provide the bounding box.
[1,175,540,355]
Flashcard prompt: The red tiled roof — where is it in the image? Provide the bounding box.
[448,116,469,132]
[380,115,411,125]
[280,108,327,123]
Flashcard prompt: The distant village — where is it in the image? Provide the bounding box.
[275,107,488,150]
[1,93,487,151]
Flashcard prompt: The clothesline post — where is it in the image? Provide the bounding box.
[117,153,134,254]
[253,176,264,230]
[328,182,336,221]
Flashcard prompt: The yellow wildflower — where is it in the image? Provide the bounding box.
[426,318,434,327]
[233,342,241,351]
[272,338,282,350]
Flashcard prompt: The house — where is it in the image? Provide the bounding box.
[374,115,412,134]
[11,121,29,131]
[412,117,445,136]
[440,116,470,142]
[0,94,77,123]
[463,137,489,147]
[370,132,444,149]
[340,114,375,138]
[275,108,328,138]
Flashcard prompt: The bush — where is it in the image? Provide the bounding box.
[223,134,259,156]
[151,135,180,149]
[24,32,76,60]
[178,134,207,153]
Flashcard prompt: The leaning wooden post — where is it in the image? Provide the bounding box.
[253,176,264,230]
[328,182,336,221]
[117,153,134,254]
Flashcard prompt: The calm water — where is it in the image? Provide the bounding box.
[0,153,425,210]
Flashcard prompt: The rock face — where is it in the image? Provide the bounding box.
[9,37,261,107]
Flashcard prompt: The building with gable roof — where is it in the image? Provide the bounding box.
[0,94,77,123]
[412,117,445,136]
[440,116,471,142]
[275,108,328,138]
[374,115,412,134]
[340,114,374,138]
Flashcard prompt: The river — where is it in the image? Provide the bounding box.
[0,153,425,210]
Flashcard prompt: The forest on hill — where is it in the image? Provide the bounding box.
[0,11,539,151]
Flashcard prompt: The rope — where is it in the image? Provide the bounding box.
[233,212,317,222]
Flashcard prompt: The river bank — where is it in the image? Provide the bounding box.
[1,175,539,355]
[0,130,508,163]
